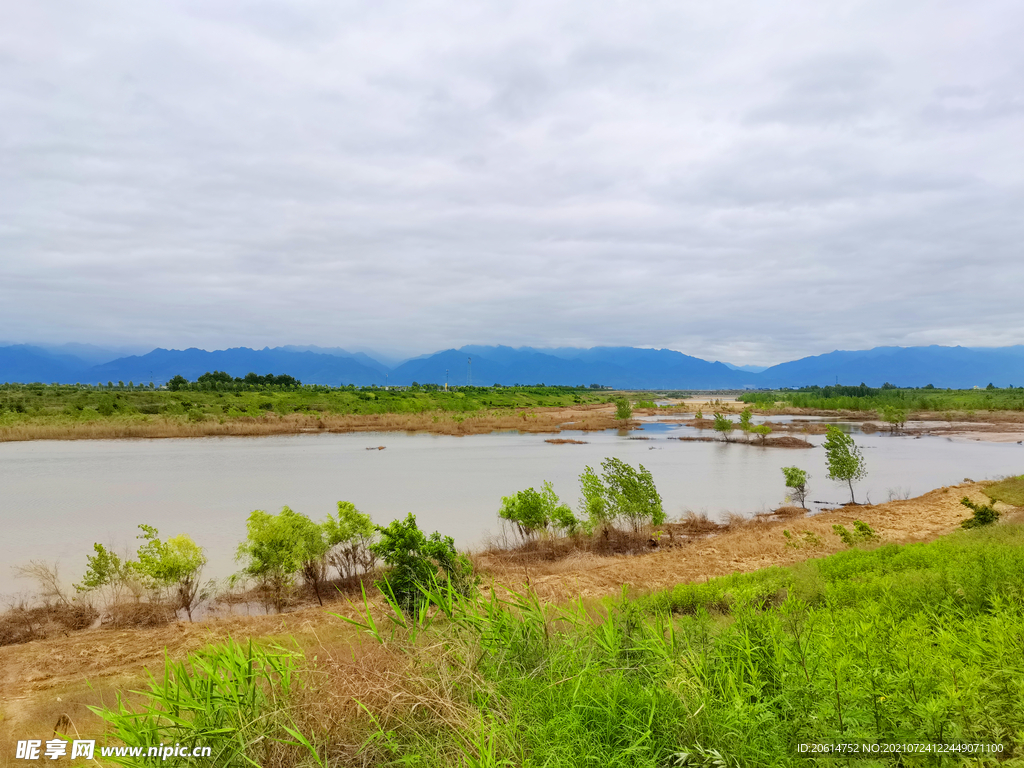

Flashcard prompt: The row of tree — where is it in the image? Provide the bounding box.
[167,371,301,390]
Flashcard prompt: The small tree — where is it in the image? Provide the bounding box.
[781,466,809,510]
[578,465,612,533]
[823,425,867,504]
[615,398,633,420]
[75,543,136,604]
[579,458,664,535]
[499,481,578,539]
[370,514,473,613]
[751,423,772,445]
[323,501,377,582]
[738,407,754,442]
[135,525,208,621]
[236,507,316,613]
[880,405,908,434]
[713,413,733,442]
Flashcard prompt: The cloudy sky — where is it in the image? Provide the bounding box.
[2,1,1022,365]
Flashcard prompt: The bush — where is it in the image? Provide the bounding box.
[370,513,473,613]
[614,398,633,419]
[578,458,664,534]
[499,481,578,539]
[236,507,326,612]
[832,520,879,546]
[322,501,377,581]
[961,496,1001,529]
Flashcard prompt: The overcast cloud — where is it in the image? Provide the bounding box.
[2,1,1022,364]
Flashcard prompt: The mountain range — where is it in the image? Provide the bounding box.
[2,343,1023,390]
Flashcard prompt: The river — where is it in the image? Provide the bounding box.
[1,420,1021,596]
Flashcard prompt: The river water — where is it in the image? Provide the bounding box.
[1,421,1021,597]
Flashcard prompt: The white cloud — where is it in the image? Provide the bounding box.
[1,0,1022,364]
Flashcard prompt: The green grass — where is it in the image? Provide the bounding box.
[985,475,1024,507]
[94,525,1024,766]
[0,382,607,428]
[740,386,1024,413]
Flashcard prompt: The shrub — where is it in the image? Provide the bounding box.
[578,458,664,534]
[712,413,732,441]
[135,525,208,621]
[236,507,326,612]
[614,398,633,419]
[960,497,1001,529]
[370,513,473,613]
[832,520,879,546]
[499,481,578,539]
[781,466,809,509]
[322,501,377,581]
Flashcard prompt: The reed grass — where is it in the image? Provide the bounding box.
[91,523,1024,766]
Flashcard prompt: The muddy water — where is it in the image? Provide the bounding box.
[1,426,1021,596]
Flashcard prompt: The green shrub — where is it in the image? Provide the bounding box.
[370,513,473,613]
[961,496,1001,528]
[832,520,879,546]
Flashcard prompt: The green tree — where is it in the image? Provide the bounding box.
[880,405,908,434]
[738,407,753,441]
[370,514,473,613]
[322,501,377,581]
[135,525,208,621]
[499,481,578,539]
[74,543,135,601]
[781,466,809,510]
[236,507,320,612]
[579,458,664,534]
[823,425,867,504]
[751,423,772,445]
[713,413,733,442]
[615,398,633,419]
[167,375,189,391]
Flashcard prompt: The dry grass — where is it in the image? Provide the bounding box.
[544,438,588,444]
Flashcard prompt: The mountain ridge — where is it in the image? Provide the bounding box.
[2,343,1023,389]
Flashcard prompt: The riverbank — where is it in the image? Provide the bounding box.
[3,479,1020,757]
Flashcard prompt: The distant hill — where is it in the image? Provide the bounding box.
[758,346,1024,389]
[2,343,1023,389]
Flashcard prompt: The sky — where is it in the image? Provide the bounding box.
[2,1,1023,366]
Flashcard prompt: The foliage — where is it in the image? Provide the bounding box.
[960,496,1001,529]
[822,425,867,504]
[750,423,772,445]
[0,383,609,431]
[739,385,1024,414]
[499,481,578,539]
[235,507,323,612]
[879,404,908,433]
[737,406,753,434]
[91,640,311,767]
[614,398,633,419]
[74,543,136,601]
[832,520,878,546]
[578,458,664,534]
[322,501,377,581]
[712,413,732,442]
[135,525,208,620]
[369,513,473,613]
[781,466,809,509]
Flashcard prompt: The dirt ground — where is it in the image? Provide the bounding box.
[3,481,1020,757]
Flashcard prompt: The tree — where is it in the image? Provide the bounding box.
[751,423,772,446]
[167,375,189,391]
[499,481,578,539]
[74,543,137,606]
[781,466,809,510]
[370,514,473,613]
[738,407,753,442]
[615,398,633,419]
[236,507,319,612]
[322,501,377,581]
[135,525,208,621]
[823,425,867,504]
[713,413,733,442]
[880,405,907,434]
[578,458,664,534]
